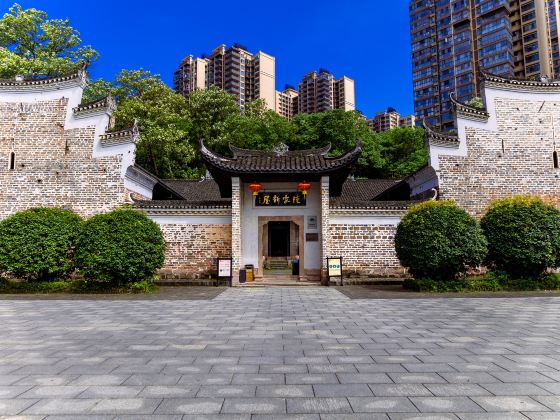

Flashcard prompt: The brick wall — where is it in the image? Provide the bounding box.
[328,224,406,278]
[158,224,232,280]
[0,99,130,218]
[438,97,560,217]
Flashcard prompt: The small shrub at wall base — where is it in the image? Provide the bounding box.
[0,278,158,294]
[480,196,560,278]
[395,200,488,281]
[75,209,165,286]
[0,208,82,281]
[404,272,560,293]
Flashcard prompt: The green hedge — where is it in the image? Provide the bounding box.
[75,209,165,285]
[404,272,560,293]
[0,207,82,280]
[395,200,487,280]
[481,196,560,278]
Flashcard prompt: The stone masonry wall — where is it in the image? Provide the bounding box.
[0,99,129,219]
[439,97,560,217]
[158,224,232,280]
[328,224,406,278]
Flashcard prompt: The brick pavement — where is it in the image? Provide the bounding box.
[0,287,560,419]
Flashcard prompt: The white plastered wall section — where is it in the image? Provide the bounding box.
[329,213,402,226]
[0,77,145,197]
[240,181,322,270]
[429,84,560,171]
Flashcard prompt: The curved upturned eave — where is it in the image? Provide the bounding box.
[200,140,362,175]
[480,70,560,91]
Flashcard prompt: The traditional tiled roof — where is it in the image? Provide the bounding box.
[73,94,116,117]
[481,70,560,92]
[229,143,331,158]
[135,199,231,210]
[158,179,231,203]
[201,141,362,198]
[141,177,420,211]
[201,141,361,175]
[0,65,88,91]
[449,94,489,121]
[330,200,420,210]
[423,121,459,148]
[99,120,139,147]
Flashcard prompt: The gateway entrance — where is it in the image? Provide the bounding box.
[268,222,290,257]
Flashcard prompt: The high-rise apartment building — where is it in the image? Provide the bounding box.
[275,86,299,120]
[297,69,355,114]
[367,108,417,133]
[174,44,276,110]
[410,0,560,130]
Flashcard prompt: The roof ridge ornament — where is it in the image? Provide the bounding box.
[272,142,289,156]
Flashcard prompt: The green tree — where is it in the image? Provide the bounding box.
[291,110,384,177]
[376,127,428,178]
[481,196,560,278]
[75,209,165,285]
[0,3,98,78]
[465,97,484,109]
[84,69,195,179]
[215,99,294,154]
[395,200,488,280]
[187,86,241,145]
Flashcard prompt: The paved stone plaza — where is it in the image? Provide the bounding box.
[1,288,560,419]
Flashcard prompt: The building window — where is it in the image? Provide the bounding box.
[554,151,559,169]
[8,152,15,170]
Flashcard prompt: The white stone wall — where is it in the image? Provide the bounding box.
[240,181,322,272]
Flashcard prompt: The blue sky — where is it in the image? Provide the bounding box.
[11,0,413,118]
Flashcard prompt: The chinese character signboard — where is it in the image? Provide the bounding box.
[255,192,306,207]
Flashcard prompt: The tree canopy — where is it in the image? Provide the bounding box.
[0,3,98,78]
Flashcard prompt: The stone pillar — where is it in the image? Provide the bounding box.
[320,176,330,285]
[231,177,242,285]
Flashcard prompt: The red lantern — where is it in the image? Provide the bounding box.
[298,181,311,197]
[249,181,262,197]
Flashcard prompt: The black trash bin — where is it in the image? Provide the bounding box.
[239,269,246,284]
[292,259,300,276]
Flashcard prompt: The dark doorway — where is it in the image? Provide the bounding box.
[268,222,290,257]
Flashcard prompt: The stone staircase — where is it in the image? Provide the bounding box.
[267,259,290,270]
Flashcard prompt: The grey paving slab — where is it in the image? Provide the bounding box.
[286,397,352,414]
[313,384,373,397]
[409,397,485,413]
[90,398,161,414]
[471,396,551,412]
[387,415,458,420]
[221,397,286,414]
[256,385,314,397]
[0,398,39,415]
[154,397,224,414]
[1,288,560,417]
[480,382,552,396]
[348,396,418,413]
[320,414,389,420]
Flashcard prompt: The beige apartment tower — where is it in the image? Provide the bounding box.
[367,108,417,133]
[174,43,276,110]
[298,69,355,114]
[275,86,299,120]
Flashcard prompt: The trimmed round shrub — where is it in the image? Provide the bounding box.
[0,207,82,280]
[395,200,487,280]
[75,209,165,285]
[480,196,560,278]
